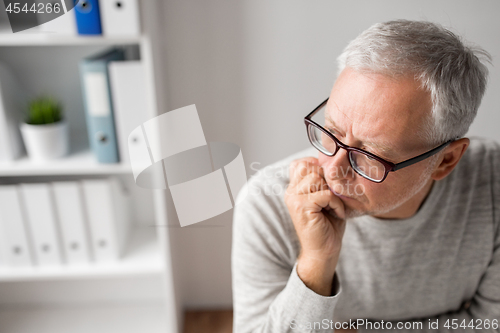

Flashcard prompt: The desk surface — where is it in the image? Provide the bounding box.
[183,310,233,333]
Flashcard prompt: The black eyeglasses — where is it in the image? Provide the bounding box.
[304,98,454,183]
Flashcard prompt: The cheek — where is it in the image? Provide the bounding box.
[385,165,424,188]
[355,179,378,199]
[355,178,395,206]
[364,173,408,204]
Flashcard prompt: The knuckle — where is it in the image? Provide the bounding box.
[291,158,307,169]
[307,172,322,184]
[297,165,308,177]
[287,198,303,213]
[310,172,321,181]
[290,160,308,178]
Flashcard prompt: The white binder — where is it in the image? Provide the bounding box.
[81,178,131,262]
[109,61,151,163]
[100,0,140,36]
[0,185,33,267]
[37,1,77,35]
[20,183,63,266]
[52,181,92,265]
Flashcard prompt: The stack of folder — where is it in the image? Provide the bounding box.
[0,178,131,267]
[79,47,152,164]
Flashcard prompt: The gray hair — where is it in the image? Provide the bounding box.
[337,20,491,145]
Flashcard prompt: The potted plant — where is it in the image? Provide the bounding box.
[20,96,69,161]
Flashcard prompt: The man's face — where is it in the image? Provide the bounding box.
[318,67,437,219]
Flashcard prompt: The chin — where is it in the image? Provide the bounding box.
[344,207,368,219]
[342,199,398,219]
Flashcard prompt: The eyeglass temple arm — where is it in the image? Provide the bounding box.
[391,140,454,172]
[305,98,330,120]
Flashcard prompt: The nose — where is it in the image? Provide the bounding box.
[322,148,356,181]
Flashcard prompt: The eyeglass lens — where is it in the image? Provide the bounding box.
[307,124,387,182]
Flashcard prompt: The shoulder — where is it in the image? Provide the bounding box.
[455,137,500,233]
[454,137,500,184]
[462,137,500,163]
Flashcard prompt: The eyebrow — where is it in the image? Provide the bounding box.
[324,112,396,159]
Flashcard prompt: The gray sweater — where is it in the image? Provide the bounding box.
[232,138,500,333]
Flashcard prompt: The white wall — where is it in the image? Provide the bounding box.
[161,0,500,308]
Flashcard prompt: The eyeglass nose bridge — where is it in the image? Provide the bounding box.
[329,132,353,160]
[327,135,385,181]
[323,138,359,178]
[334,136,350,152]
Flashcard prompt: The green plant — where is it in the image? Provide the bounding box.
[25,96,63,125]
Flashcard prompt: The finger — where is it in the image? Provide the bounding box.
[290,157,322,182]
[294,172,329,195]
[327,214,347,235]
[289,158,324,186]
[306,189,346,220]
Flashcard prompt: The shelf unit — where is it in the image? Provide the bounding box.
[0,31,144,46]
[0,227,162,282]
[0,2,179,333]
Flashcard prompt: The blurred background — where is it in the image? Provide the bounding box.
[0,1,498,333]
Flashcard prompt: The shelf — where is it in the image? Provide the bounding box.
[0,149,133,177]
[0,302,168,333]
[0,227,164,282]
[0,29,144,47]
[0,134,137,177]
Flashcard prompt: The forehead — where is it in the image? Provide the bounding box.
[327,68,433,153]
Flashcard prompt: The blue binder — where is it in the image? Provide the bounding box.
[80,48,124,163]
[74,0,102,35]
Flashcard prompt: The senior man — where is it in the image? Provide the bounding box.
[232,20,500,333]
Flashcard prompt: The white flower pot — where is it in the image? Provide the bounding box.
[20,121,69,161]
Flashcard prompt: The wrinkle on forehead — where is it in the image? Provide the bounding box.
[325,100,397,157]
[326,68,432,159]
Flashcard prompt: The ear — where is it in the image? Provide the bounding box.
[431,138,470,181]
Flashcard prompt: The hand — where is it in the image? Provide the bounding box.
[285,157,347,260]
[285,157,347,295]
